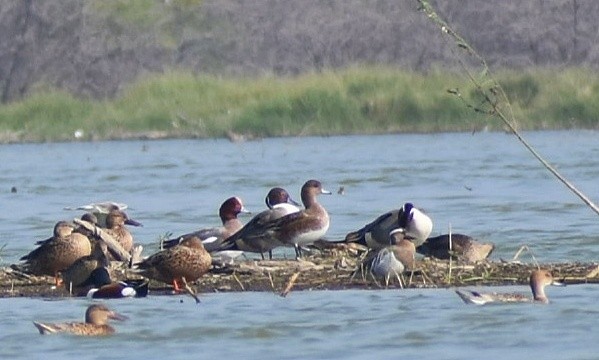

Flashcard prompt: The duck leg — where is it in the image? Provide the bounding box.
[172,279,181,292]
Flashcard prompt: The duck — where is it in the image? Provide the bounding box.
[455,269,564,305]
[64,202,128,228]
[264,187,301,213]
[103,209,142,261]
[359,228,416,288]
[417,233,495,263]
[18,221,92,285]
[134,236,211,303]
[219,180,331,258]
[344,202,433,249]
[61,240,110,294]
[73,213,100,238]
[160,197,249,252]
[33,304,127,336]
[214,187,302,260]
[81,267,149,299]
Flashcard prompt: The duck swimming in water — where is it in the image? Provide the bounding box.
[455,269,564,305]
[33,304,127,336]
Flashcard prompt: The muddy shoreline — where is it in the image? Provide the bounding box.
[2,249,598,299]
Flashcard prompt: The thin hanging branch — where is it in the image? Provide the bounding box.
[416,0,599,217]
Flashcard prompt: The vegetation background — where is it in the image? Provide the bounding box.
[0,0,598,142]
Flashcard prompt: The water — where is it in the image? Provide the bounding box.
[1,130,599,358]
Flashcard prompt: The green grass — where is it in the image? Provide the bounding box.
[0,67,598,143]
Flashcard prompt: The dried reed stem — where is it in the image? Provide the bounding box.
[280,272,300,297]
[417,0,599,218]
[232,272,245,291]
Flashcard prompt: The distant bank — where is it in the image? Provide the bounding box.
[0,67,597,144]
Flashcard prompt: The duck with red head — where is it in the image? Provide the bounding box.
[218,180,331,259]
[161,197,249,252]
[214,187,302,261]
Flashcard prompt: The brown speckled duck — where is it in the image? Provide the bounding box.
[103,209,142,260]
[33,304,127,336]
[135,236,211,293]
[417,233,495,263]
[19,221,92,285]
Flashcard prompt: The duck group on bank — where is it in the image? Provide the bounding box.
[13,179,560,336]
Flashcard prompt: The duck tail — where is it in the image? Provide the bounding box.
[160,237,183,250]
[343,230,368,247]
[33,321,57,335]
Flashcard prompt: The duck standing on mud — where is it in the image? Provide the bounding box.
[344,202,433,249]
[81,267,149,299]
[160,196,249,252]
[133,236,211,303]
[218,179,331,259]
[359,228,417,288]
[103,209,142,261]
[212,187,301,260]
[17,221,92,285]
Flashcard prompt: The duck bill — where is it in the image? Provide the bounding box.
[125,218,143,227]
[320,188,333,195]
[240,206,251,215]
[551,279,566,287]
[108,311,129,321]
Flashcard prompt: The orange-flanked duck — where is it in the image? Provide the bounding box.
[18,221,92,285]
[82,267,149,299]
[345,202,433,249]
[455,269,564,305]
[161,196,249,252]
[134,236,211,303]
[33,304,127,336]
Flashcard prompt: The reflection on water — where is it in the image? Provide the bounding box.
[1,131,599,358]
